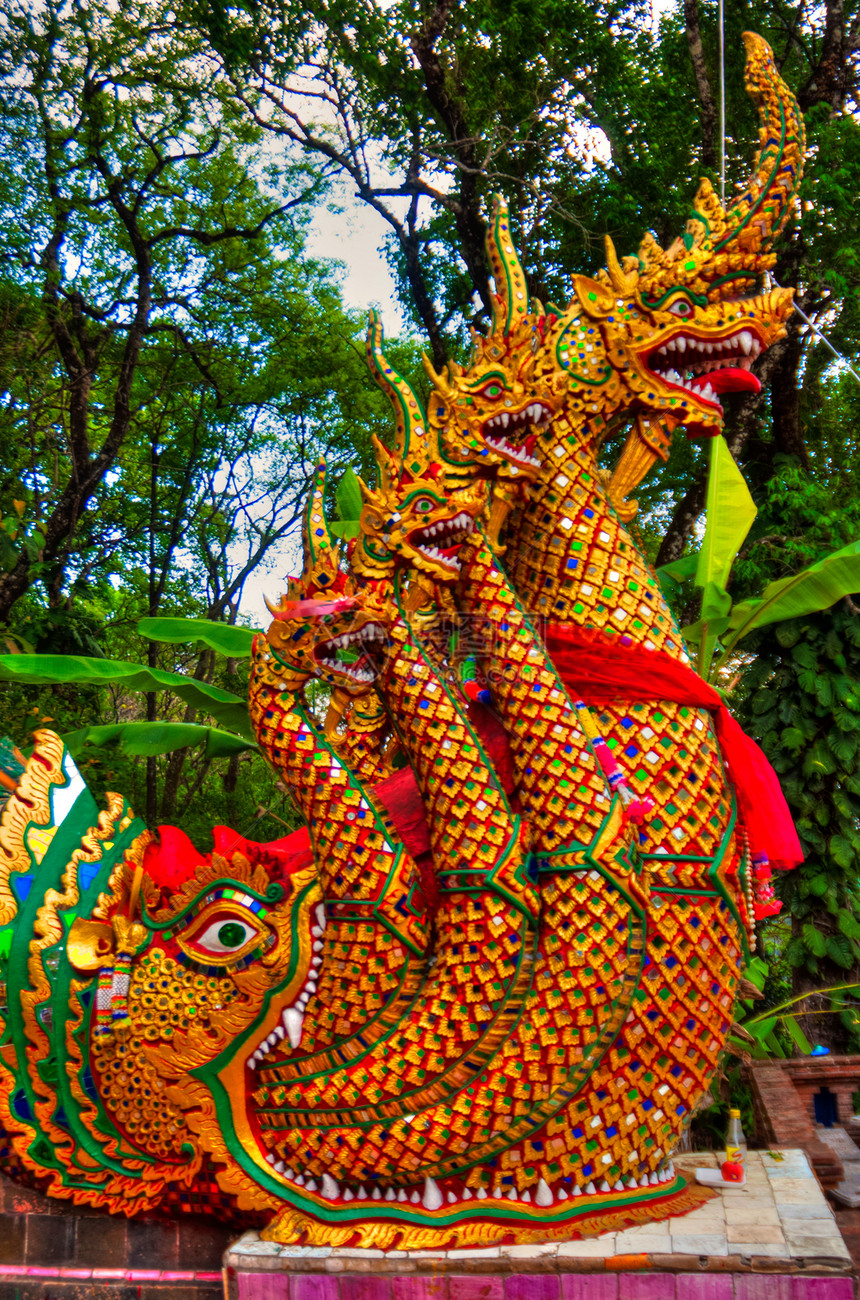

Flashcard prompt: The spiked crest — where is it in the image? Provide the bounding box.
[274,462,343,608]
[603,34,804,302]
[365,311,442,486]
[487,196,530,335]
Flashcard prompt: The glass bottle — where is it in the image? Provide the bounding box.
[725,1107,748,1168]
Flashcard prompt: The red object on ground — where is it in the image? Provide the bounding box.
[720,1160,745,1182]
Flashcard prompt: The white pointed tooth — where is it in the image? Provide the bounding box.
[627,1178,638,1190]
[585,1181,597,1195]
[600,1179,611,1192]
[676,337,686,353]
[535,1178,553,1207]
[313,940,324,952]
[315,904,326,928]
[311,925,323,937]
[666,338,676,352]
[385,1188,396,1202]
[274,1024,286,1040]
[294,1174,305,1186]
[422,1176,443,1210]
[569,1186,579,1198]
[283,1007,304,1049]
[447,1192,456,1204]
[668,1162,675,1178]
[305,980,317,994]
[302,1177,316,1192]
[666,370,681,385]
[462,1188,473,1200]
[274,1160,285,1174]
[614,1180,625,1191]
[266,1152,276,1165]
[397,1189,408,1202]
[521,1190,531,1203]
[705,342,714,354]
[321,1174,340,1199]
[751,338,762,356]
[343,1188,354,1202]
[507,1189,517,1201]
[372,1187,381,1201]
[739,329,754,355]
[357,1185,367,1200]
[410,1190,420,1204]
[501,412,510,428]
[248,1058,257,1071]
[649,1172,659,1185]
[476,1187,488,1200]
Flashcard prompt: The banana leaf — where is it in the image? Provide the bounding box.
[695,436,757,609]
[782,1014,813,1055]
[692,437,757,676]
[329,520,361,540]
[655,552,699,605]
[336,467,364,523]
[716,539,860,665]
[0,654,253,738]
[60,722,257,760]
[138,618,256,657]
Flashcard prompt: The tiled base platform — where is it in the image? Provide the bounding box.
[225,1152,854,1300]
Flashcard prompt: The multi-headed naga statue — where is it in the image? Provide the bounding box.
[0,35,802,1248]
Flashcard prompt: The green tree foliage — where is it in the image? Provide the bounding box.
[0,0,417,834]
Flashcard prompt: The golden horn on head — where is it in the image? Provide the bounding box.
[365,310,431,467]
[605,235,639,295]
[294,461,341,595]
[486,195,529,335]
[422,352,454,399]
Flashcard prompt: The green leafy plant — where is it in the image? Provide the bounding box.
[660,439,860,682]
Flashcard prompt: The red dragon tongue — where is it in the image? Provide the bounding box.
[523,433,537,458]
[691,367,762,396]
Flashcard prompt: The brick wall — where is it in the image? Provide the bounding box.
[747,1062,844,1186]
[0,1170,237,1269]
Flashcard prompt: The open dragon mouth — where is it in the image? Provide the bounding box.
[314,623,387,682]
[645,328,763,409]
[257,1154,680,1206]
[248,903,327,1069]
[482,403,550,465]
[409,511,475,572]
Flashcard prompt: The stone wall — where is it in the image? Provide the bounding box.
[0,1169,235,1298]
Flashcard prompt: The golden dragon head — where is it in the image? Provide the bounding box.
[352,313,487,585]
[262,462,389,692]
[428,33,803,468]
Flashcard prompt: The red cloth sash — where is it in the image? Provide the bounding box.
[545,623,803,871]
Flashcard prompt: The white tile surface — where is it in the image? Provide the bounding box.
[227,1149,851,1267]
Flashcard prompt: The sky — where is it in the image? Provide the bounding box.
[239,190,403,624]
[306,189,405,336]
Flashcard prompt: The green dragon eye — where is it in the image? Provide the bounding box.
[218,922,247,948]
